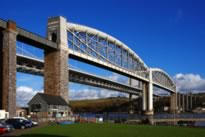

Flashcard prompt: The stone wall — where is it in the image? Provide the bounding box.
[44,46,69,103]
[0,31,3,109]
[45,16,69,103]
[2,21,17,117]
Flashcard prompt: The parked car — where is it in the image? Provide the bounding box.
[0,123,14,133]
[13,117,38,127]
[5,118,32,129]
[0,127,7,135]
[0,119,5,123]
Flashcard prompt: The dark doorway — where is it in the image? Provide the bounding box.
[51,33,57,43]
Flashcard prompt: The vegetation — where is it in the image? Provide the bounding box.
[70,97,142,113]
[19,123,205,137]
[70,97,129,113]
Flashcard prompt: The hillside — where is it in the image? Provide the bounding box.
[70,97,138,113]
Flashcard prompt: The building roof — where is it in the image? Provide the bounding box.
[32,93,68,106]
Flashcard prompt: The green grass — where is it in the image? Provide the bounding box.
[20,123,205,137]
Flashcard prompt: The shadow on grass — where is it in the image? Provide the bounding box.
[20,134,69,137]
[3,134,69,137]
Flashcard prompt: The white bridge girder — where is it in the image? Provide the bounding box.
[66,22,176,93]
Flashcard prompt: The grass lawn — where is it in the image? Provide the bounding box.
[19,123,205,137]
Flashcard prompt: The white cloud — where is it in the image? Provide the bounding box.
[174,73,205,94]
[16,86,43,107]
[69,88,99,100]
[18,73,205,105]
[70,87,128,100]
[107,73,129,84]
[154,87,170,96]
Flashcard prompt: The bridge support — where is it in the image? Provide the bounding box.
[44,17,69,103]
[193,96,197,109]
[182,94,185,112]
[142,82,151,122]
[170,92,177,113]
[190,93,193,110]
[186,95,189,111]
[1,21,17,117]
[177,93,181,112]
[142,83,148,112]
[146,70,154,115]
[129,94,134,114]
[0,30,3,109]
[142,70,154,124]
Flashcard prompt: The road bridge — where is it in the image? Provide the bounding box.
[0,17,180,120]
[16,54,142,95]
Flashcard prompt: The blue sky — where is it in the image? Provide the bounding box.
[1,0,205,106]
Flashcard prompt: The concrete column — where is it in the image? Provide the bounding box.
[190,94,193,110]
[170,93,177,113]
[2,21,18,117]
[45,16,69,103]
[129,94,132,102]
[142,70,154,125]
[181,94,185,113]
[193,96,197,108]
[182,94,185,112]
[147,69,153,114]
[129,94,133,114]
[142,83,148,112]
[186,95,189,111]
[138,92,143,113]
[178,93,181,112]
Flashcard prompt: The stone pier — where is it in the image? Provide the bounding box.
[0,30,3,109]
[1,21,17,117]
[44,17,69,103]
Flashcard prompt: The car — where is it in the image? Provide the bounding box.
[0,123,14,133]
[5,118,32,129]
[0,119,5,123]
[13,117,38,127]
[0,127,7,135]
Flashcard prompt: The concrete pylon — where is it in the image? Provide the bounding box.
[170,92,177,113]
[45,16,69,103]
[193,96,197,108]
[182,94,185,112]
[1,20,18,117]
[129,94,134,114]
[142,69,154,125]
[178,93,181,112]
[146,69,154,115]
[190,93,193,110]
[142,83,148,112]
[186,95,189,111]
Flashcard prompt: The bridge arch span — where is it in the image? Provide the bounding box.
[151,68,176,92]
[67,23,148,72]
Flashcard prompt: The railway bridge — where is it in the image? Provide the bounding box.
[0,16,178,120]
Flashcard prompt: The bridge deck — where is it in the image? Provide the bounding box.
[16,54,142,95]
[0,19,57,50]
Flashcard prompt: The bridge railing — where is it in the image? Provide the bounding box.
[154,113,205,119]
[16,42,44,60]
[75,113,205,121]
